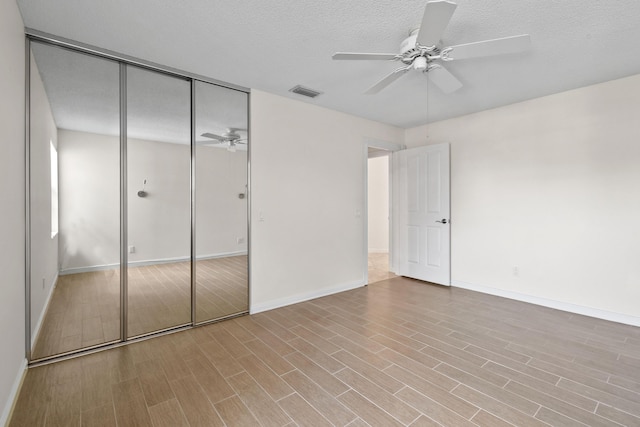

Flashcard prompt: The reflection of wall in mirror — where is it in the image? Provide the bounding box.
[29,52,59,338]
[58,130,119,272]
[58,129,247,273]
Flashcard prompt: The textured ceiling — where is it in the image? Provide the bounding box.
[18,0,640,129]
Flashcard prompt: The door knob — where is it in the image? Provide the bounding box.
[436,219,448,224]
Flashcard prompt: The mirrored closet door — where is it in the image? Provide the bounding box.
[195,81,249,323]
[27,35,250,363]
[126,67,192,338]
[29,42,121,360]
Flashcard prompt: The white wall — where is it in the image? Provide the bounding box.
[405,74,640,321]
[29,52,60,337]
[250,90,403,312]
[58,129,247,272]
[367,156,389,252]
[0,0,26,424]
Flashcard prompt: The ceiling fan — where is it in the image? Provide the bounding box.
[200,128,247,152]
[332,0,531,94]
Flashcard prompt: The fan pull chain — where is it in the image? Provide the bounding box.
[425,77,430,142]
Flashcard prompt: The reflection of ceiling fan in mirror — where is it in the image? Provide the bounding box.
[332,0,531,94]
[200,128,247,152]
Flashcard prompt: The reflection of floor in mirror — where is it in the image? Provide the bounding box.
[194,256,248,323]
[368,252,396,284]
[31,255,248,360]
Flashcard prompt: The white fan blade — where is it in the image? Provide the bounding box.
[199,141,226,146]
[201,132,226,142]
[445,34,531,60]
[333,52,399,61]
[365,66,411,94]
[416,0,457,47]
[427,65,462,93]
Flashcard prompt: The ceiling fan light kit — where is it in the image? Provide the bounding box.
[413,56,428,71]
[332,0,531,94]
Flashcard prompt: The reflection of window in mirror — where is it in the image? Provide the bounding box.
[50,140,58,238]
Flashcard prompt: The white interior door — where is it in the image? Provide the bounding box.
[394,143,450,285]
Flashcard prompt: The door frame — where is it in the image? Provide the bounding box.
[362,139,405,285]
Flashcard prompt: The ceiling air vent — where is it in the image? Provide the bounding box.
[289,85,322,98]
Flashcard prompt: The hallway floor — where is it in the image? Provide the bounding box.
[368,252,397,284]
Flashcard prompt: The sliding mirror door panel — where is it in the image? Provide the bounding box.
[126,66,192,337]
[29,42,121,359]
[195,81,249,323]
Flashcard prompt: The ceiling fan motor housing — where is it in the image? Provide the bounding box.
[400,29,441,70]
[223,133,240,141]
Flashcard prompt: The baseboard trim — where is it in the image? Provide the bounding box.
[0,358,27,427]
[59,251,248,275]
[368,249,389,254]
[452,279,640,327]
[250,279,366,315]
[31,273,58,348]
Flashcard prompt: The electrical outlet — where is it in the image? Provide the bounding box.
[128,245,135,254]
[513,266,519,277]
[237,237,245,244]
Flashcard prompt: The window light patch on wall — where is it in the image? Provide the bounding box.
[50,140,59,238]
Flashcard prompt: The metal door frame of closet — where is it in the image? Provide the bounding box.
[24,30,251,366]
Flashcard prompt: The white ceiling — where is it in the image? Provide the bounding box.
[18,0,640,129]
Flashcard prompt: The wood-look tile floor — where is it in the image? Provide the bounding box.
[32,256,248,360]
[13,276,640,426]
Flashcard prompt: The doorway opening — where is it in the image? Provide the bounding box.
[363,139,404,285]
[367,151,395,283]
